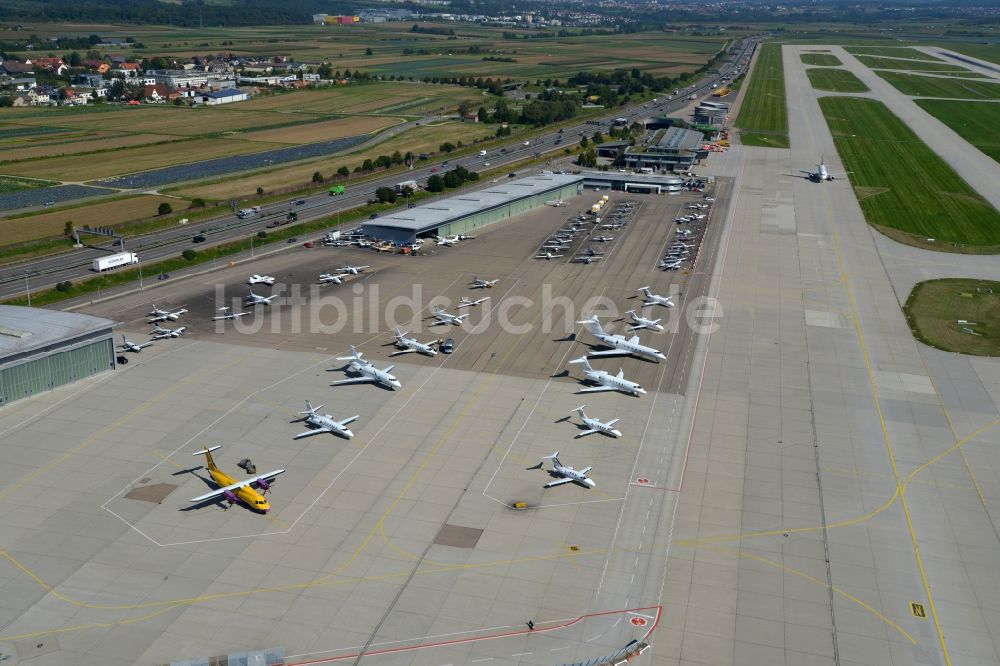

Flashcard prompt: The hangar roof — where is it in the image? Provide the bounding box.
[0,305,117,359]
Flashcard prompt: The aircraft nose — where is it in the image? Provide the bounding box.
[391,380,402,389]
[585,479,596,488]
[344,429,354,438]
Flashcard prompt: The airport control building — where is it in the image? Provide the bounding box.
[0,306,118,407]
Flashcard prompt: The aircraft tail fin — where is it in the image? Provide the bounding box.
[569,356,594,372]
[192,445,222,470]
[573,405,587,416]
[300,400,320,415]
[575,315,603,336]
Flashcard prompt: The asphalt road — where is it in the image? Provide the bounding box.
[0,37,758,300]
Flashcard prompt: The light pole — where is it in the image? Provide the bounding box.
[23,272,31,306]
[250,232,254,258]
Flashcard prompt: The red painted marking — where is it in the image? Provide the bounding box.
[288,605,662,664]
[630,617,647,627]
[637,478,650,485]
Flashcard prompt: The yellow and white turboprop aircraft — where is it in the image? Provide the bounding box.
[188,445,285,513]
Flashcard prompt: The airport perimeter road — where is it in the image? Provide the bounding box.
[0,38,758,300]
[826,46,1000,212]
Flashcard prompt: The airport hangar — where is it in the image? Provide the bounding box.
[361,171,686,244]
[0,305,118,407]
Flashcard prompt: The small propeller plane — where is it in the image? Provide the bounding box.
[801,157,851,183]
[572,255,602,264]
[339,264,370,275]
[294,400,359,440]
[151,325,186,339]
[332,346,401,390]
[545,199,567,207]
[576,315,666,361]
[626,309,664,332]
[569,356,646,396]
[391,328,438,356]
[571,405,622,438]
[435,235,460,246]
[318,272,350,285]
[660,259,682,270]
[527,451,596,489]
[188,445,284,513]
[638,287,674,309]
[213,306,250,321]
[471,276,499,289]
[592,235,615,243]
[247,274,275,285]
[119,335,153,353]
[458,296,490,308]
[536,251,564,260]
[148,304,187,322]
[245,290,277,306]
[431,306,470,326]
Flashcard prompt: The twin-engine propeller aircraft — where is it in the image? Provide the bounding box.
[339,264,370,275]
[536,251,564,260]
[471,276,499,289]
[458,296,490,308]
[245,290,277,306]
[213,306,249,320]
[318,272,350,285]
[119,335,153,353]
[188,445,285,513]
[332,346,401,390]
[148,304,187,323]
[151,325,186,339]
[527,451,596,488]
[293,400,360,440]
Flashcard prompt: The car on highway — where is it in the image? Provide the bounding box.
[430,167,439,173]
[44,201,55,206]
[192,234,206,243]
[369,213,379,219]
[292,199,306,205]
[303,241,314,248]
[508,172,517,178]
[287,237,298,243]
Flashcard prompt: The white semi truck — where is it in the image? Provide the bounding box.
[93,252,138,272]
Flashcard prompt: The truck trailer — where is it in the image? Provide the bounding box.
[93,252,138,272]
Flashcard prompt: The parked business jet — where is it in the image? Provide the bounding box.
[332,346,401,390]
[293,400,359,440]
[527,451,596,488]
[391,328,438,356]
[571,405,622,438]
[576,315,666,361]
[638,287,674,309]
[569,356,646,396]
[626,309,664,333]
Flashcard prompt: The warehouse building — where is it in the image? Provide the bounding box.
[362,173,584,245]
[0,306,117,407]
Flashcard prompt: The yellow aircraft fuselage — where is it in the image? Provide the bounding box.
[205,451,271,513]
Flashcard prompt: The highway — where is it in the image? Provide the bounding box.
[0,37,758,300]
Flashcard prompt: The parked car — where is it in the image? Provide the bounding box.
[440,337,455,354]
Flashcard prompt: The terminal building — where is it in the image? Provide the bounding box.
[618,126,709,173]
[0,306,117,407]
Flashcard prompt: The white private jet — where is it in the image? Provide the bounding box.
[626,309,664,333]
[536,251,564,260]
[213,306,250,321]
[458,296,490,308]
[248,274,275,286]
[339,264,370,275]
[119,335,153,353]
[245,290,277,306]
[151,325,186,339]
[431,306,470,326]
[576,315,666,361]
[332,346,401,390]
[318,272,350,285]
[293,400,359,440]
[471,276,499,289]
[638,287,674,309]
[801,158,851,182]
[527,451,596,489]
[391,328,438,356]
[148,304,187,322]
[569,356,646,396]
[545,200,567,207]
[571,405,622,438]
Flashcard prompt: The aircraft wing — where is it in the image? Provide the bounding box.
[574,429,598,438]
[339,415,360,426]
[331,377,375,386]
[587,349,630,357]
[543,477,577,488]
[606,418,620,427]
[293,427,331,440]
[577,386,616,393]
[189,469,285,502]
[389,348,416,356]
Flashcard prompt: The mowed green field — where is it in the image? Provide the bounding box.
[903,279,1000,356]
[915,99,1000,164]
[736,43,789,148]
[800,53,842,66]
[819,96,1000,249]
[854,55,968,72]
[845,46,943,61]
[806,68,869,93]
[876,71,1000,99]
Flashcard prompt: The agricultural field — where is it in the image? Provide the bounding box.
[237,116,398,144]
[819,96,1000,250]
[854,55,969,72]
[0,194,179,245]
[876,71,1000,99]
[903,279,1000,356]
[172,120,496,201]
[806,68,870,93]
[735,43,789,148]
[800,53,842,66]
[915,99,1000,164]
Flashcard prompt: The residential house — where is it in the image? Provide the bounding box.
[82,59,110,74]
[142,83,181,103]
[26,87,52,105]
[11,95,31,106]
[32,57,69,75]
[1,60,34,76]
[112,62,141,78]
[74,73,104,88]
[8,77,38,91]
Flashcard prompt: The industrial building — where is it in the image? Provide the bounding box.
[618,127,709,173]
[0,306,117,407]
[694,100,730,126]
[361,173,584,245]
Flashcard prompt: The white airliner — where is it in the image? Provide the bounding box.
[332,346,401,390]
[213,306,250,320]
[318,272,350,285]
[572,405,622,438]
[576,315,666,361]
[391,328,438,356]
[245,290,277,306]
[293,400,360,440]
[119,335,153,352]
[471,276,499,289]
[339,264,370,275]
[527,451,596,489]
[148,304,187,322]
[458,296,490,308]
[431,306,470,326]
[638,287,674,309]
[801,158,850,182]
[151,325,186,339]
[536,251,564,260]
[626,309,664,332]
[569,356,646,396]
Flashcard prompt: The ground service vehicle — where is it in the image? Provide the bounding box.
[93,252,138,272]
